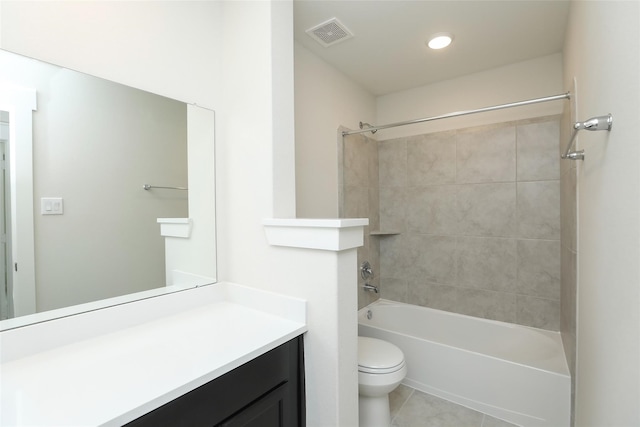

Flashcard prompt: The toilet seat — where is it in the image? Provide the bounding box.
[358,336,406,374]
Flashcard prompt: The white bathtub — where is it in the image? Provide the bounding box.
[358,299,570,427]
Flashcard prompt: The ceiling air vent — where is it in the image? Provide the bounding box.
[306,18,354,47]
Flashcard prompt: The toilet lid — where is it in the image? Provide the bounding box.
[358,336,405,373]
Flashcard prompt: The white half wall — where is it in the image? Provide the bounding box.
[376,53,564,140]
[563,1,640,425]
[217,3,359,424]
[162,105,217,285]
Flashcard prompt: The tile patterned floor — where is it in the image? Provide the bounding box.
[389,385,520,427]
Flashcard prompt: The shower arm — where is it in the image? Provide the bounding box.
[561,124,584,161]
[561,114,613,161]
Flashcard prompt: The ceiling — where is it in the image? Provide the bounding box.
[294,1,570,96]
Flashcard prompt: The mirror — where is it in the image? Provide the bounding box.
[0,49,216,330]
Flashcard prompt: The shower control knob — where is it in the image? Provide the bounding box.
[361,261,374,280]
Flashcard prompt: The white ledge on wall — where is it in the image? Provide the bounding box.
[263,218,369,251]
[157,218,191,238]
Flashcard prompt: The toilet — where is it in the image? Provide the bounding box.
[358,336,407,427]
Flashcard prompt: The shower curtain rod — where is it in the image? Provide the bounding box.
[341,92,571,136]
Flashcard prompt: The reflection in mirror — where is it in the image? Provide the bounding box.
[0,49,215,330]
[0,111,9,319]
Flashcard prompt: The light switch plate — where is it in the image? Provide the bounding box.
[41,197,64,215]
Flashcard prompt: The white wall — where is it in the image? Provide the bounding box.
[376,53,564,140]
[0,1,223,108]
[294,42,376,218]
[563,1,640,425]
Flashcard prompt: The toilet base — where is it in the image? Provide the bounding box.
[359,394,391,427]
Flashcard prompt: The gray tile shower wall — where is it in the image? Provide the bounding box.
[378,117,562,331]
[340,129,381,309]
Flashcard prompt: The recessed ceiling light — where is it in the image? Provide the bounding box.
[427,33,454,50]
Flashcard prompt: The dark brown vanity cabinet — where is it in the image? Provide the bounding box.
[126,336,305,427]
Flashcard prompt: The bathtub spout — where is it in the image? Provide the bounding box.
[363,284,379,293]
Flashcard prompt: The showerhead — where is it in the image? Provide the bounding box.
[574,113,613,131]
[563,113,614,161]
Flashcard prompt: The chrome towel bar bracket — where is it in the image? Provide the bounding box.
[562,113,613,161]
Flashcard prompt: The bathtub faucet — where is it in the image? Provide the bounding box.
[363,284,379,294]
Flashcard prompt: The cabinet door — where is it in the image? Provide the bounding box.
[218,384,287,427]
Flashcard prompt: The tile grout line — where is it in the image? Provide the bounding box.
[391,387,415,425]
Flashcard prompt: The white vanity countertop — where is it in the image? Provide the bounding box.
[0,282,307,426]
